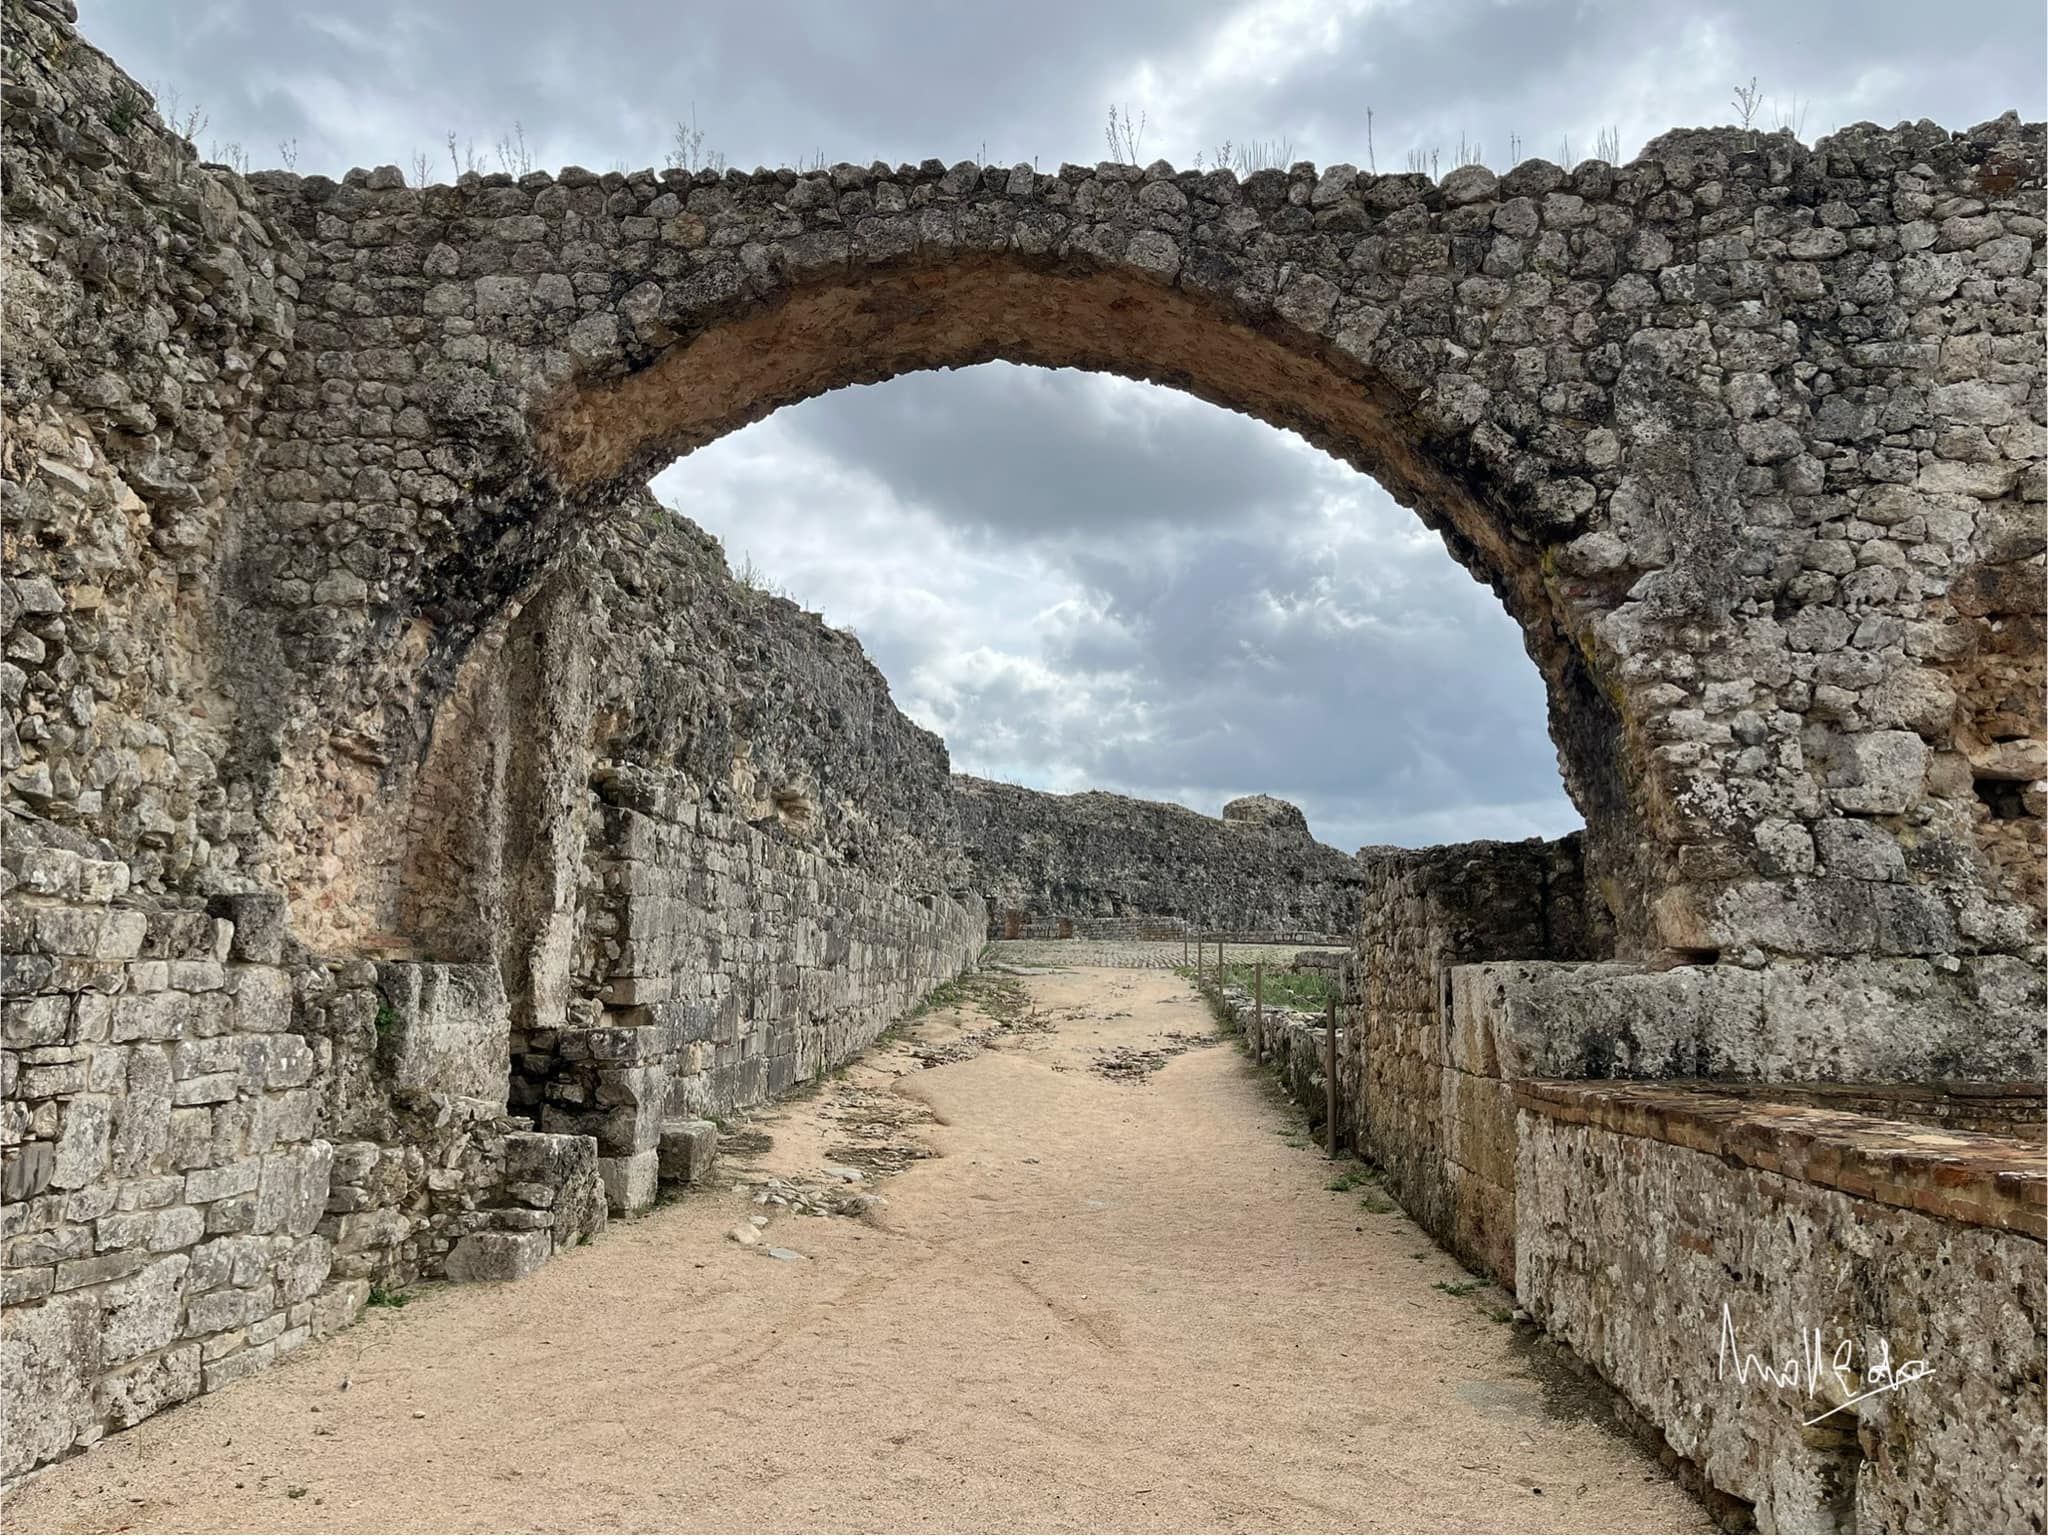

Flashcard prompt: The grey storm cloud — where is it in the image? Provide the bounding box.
[79,0,2043,183]
[789,367,1329,539]
[80,0,2045,850]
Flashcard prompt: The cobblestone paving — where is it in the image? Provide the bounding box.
[985,938,1344,970]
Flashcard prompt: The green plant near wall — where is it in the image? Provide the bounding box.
[1219,962,1336,1012]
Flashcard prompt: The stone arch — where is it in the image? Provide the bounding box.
[245,118,2044,975]
[537,245,1646,944]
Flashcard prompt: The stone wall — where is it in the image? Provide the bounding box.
[527,758,979,1211]
[1241,946,2045,1528]
[213,94,2048,982]
[957,777,1366,938]
[1517,1081,2046,1532]
[1345,835,1611,1279]
[0,815,611,1478]
[0,9,980,1472]
[3,492,981,1476]
[1340,828,2041,1285]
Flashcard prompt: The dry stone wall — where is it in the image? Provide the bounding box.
[956,776,1367,938]
[1344,834,2041,1284]
[1345,835,1611,1279]
[1244,889,2044,1527]
[1,6,977,1473]
[1517,1082,2045,1532]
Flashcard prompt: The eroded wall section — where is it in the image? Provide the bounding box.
[956,776,1367,938]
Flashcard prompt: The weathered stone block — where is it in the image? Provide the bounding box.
[374,962,510,1109]
[228,965,293,1033]
[207,894,287,965]
[657,1118,718,1186]
[200,1339,277,1393]
[0,1291,98,1479]
[184,1158,260,1204]
[444,1229,549,1283]
[49,1094,111,1189]
[183,1281,275,1336]
[500,1130,605,1248]
[597,1149,658,1214]
[100,1254,189,1365]
[96,1342,201,1429]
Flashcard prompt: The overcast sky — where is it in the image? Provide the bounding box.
[85,1,2044,851]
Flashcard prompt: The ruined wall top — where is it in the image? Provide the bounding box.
[956,774,1367,936]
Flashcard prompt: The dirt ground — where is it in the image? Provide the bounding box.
[11,962,1709,1534]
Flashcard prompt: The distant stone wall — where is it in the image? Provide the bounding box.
[1000,914,1187,941]
[1517,1082,2046,1533]
[523,758,979,1210]
[957,777,1367,938]
[1345,834,1612,1280]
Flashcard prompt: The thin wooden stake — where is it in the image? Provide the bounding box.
[1249,959,1261,1058]
[1325,997,1339,1157]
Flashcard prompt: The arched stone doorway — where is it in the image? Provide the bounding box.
[248,126,2043,984]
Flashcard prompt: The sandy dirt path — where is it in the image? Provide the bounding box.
[12,964,1708,1534]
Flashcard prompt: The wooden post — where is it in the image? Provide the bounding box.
[1253,961,1264,1063]
[1195,937,1203,975]
[1324,997,1339,1157]
[1182,931,1188,965]
[1216,942,1225,994]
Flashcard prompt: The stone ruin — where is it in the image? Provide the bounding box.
[956,776,1365,939]
[1,0,2043,1525]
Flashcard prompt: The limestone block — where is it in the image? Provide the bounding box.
[184,1158,261,1205]
[656,1118,718,1186]
[49,1093,111,1189]
[0,1290,99,1479]
[597,1149,658,1214]
[500,1131,605,1248]
[311,1278,368,1338]
[201,1339,277,1394]
[2,994,70,1049]
[183,1281,276,1336]
[374,961,510,1109]
[99,1254,189,1365]
[110,1045,171,1175]
[1829,729,1930,814]
[444,1229,549,1283]
[208,894,287,965]
[97,1342,201,1429]
[227,965,293,1032]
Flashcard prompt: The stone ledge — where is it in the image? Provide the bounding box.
[1516,1079,2048,1240]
